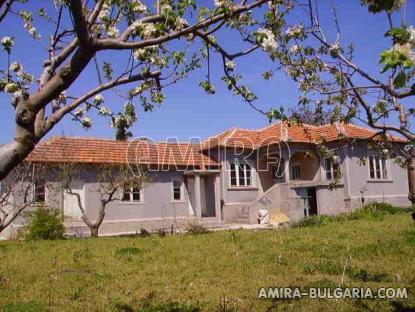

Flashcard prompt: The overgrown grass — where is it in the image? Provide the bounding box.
[292,202,412,228]
[0,207,414,311]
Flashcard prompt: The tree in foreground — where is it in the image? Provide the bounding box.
[0,163,44,233]
[0,0,294,180]
[52,161,147,237]
[269,0,415,202]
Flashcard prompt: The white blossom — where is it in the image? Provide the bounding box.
[286,25,304,37]
[214,0,229,7]
[9,62,22,72]
[142,23,156,37]
[27,25,41,39]
[81,117,92,128]
[13,90,22,98]
[160,3,171,13]
[393,43,415,62]
[99,107,112,115]
[329,42,341,55]
[131,0,147,13]
[226,60,236,70]
[93,94,104,105]
[290,45,300,54]
[131,20,157,37]
[175,17,187,30]
[99,2,111,19]
[107,26,119,38]
[74,108,84,118]
[133,45,158,60]
[1,36,14,51]
[111,117,120,128]
[134,48,147,60]
[256,28,277,52]
[4,82,19,93]
[409,25,415,47]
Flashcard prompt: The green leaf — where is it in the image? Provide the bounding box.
[385,27,411,44]
[393,71,407,88]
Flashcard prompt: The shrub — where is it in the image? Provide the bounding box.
[24,206,65,240]
[292,202,407,228]
[185,223,208,235]
[292,215,333,228]
[156,228,167,237]
[139,228,151,237]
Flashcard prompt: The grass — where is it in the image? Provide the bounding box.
[0,208,414,311]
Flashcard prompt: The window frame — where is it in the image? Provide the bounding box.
[121,186,143,202]
[324,158,341,180]
[229,161,253,187]
[368,155,389,180]
[34,179,46,203]
[290,163,302,180]
[172,179,183,201]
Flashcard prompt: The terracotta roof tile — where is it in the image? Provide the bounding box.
[28,123,406,166]
[28,137,218,168]
[203,122,406,150]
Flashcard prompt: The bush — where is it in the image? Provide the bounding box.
[25,206,65,240]
[185,223,208,235]
[292,202,407,228]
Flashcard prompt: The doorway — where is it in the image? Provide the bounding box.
[307,188,318,216]
[201,175,216,217]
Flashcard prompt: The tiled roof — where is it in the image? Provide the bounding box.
[28,123,405,166]
[27,137,218,168]
[202,122,406,150]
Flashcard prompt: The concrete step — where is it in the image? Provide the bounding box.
[232,218,250,224]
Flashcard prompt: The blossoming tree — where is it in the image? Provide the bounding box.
[270,0,415,202]
[0,0,288,180]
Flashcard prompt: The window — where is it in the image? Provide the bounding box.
[230,162,252,186]
[172,180,182,201]
[291,164,301,180]
[324,158,340,180]
[34,179,46,203]
[272,159,285,181]
[369,156,388,179]
[122,186,142,202]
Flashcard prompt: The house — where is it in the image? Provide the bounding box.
[0,122,410,237]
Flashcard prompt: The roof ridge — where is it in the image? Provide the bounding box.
[256,121,282,132]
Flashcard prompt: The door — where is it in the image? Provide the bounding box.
[307,188,318,216]
[201,175,216,217]
[63,186,84,221]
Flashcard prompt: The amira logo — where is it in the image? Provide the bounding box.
[258,287,303,299]
[124,125,294,178]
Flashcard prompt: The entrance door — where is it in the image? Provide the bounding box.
[201,175,216,217]
[307,188,318,216]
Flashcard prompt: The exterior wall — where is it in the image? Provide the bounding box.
[344,143,410,209]
[217,148,261,222]
[83,171,193,223]
[221,149,261,200]
[316,186,347,215]
[1,140,411,239]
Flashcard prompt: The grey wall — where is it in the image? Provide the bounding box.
[82,171,192,222]
[219,149,261,204]
[345,143,410,208]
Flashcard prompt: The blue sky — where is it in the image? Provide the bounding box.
[0,1,413,143]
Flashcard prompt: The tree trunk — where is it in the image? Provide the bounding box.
[90,226,99,237]
[407,146,415,205]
